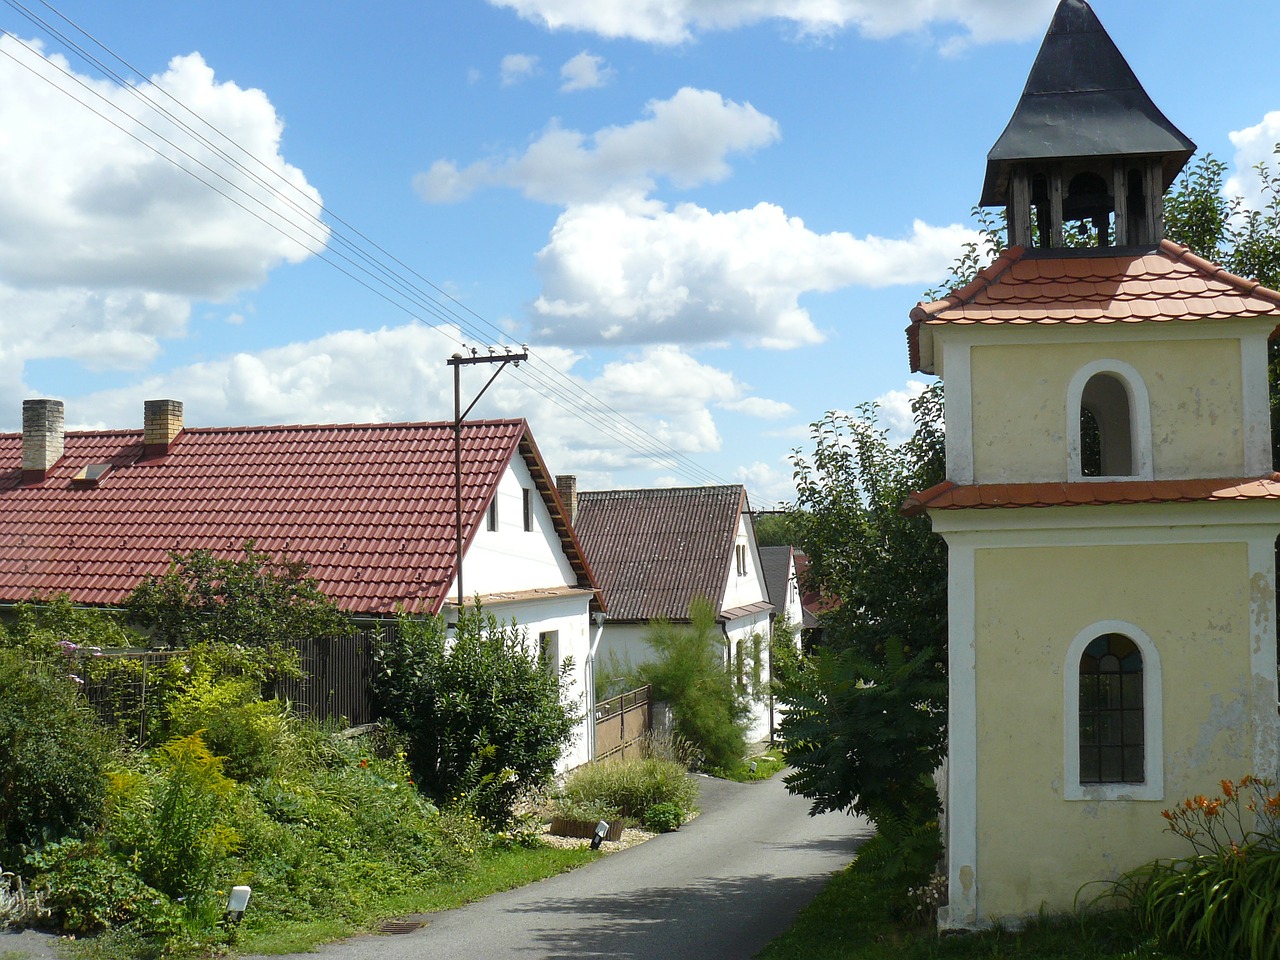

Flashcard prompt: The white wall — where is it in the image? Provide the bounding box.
[454,456,577,599]
[465,591,596,772]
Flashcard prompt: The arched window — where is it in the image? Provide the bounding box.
[1064,620,1163,800]
[1081,373,1133,476]
[1078,634,1143,783]
[1067,361,1153,480]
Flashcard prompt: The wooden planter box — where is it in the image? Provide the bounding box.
[548,816,624,841]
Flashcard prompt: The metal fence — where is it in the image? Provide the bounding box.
[594,684,652,760]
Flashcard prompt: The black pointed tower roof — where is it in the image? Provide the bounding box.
[979,0,1195,207]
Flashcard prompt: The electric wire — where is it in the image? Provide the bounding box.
[0,0,734,487]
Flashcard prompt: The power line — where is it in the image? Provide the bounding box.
[0,0,736,488]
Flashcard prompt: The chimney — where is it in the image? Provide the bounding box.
[556,474,578,525]
[22,399,65,483]
[143,399,184,457]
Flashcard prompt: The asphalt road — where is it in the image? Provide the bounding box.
[241,774,872,960]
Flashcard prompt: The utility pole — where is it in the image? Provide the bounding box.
[447,346,528,609]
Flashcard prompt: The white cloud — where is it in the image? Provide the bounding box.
[1227,111,1280,211]
[0,36,324,409]
[560,51,614,91]
[500,53,540,85]
[874,379,929,441]
[487,0,1055,46]
[735,459,796,507]
[414,87,779,204]
[722,396,794,419]
[66,327,755,487]
[532,200,978,348]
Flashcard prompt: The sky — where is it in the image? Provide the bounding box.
[1,0,1278,507]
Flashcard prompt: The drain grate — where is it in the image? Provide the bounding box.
[378,920,426,935]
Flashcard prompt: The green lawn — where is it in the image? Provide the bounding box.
[757,868,1192,960]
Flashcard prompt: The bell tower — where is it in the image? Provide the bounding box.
[980,0,1194,250]
[904,0,1280,931]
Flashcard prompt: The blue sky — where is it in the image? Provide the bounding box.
[1,0,1277,505]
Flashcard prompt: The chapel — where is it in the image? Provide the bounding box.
[905,0,1280,925]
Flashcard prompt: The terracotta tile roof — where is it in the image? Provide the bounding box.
[573,485,746,622]
[902,475,1280,515]
[907,240,1280,373]
[0,418,596,616]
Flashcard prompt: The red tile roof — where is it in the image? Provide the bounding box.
[573,485,746,622]
[902,476,1280,515]
[0,418,595,616]
[908,240,1280,373]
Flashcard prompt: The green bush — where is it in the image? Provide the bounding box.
[634,598,750,772]
[0,650,114,861]
[107,732,241,914]
[642,802,686,833]
[26,839,180,936]
[562,756,698,821]
[372,607,579,826]
[162,670,297,782]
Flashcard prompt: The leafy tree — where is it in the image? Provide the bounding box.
[125,541,350,663]
[371,607,578,826]
[777,388,948,856]
[753,511,803,548]
[633,597,751,773]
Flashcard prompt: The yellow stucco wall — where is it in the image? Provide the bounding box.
[970,339,1244,482]
[973,541,1255,918]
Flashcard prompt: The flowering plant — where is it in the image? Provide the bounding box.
[1158,775,1280,859]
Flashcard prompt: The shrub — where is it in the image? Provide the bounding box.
[562,756,698,821]
[643,802,685,833]
[26,839,179,936]
[162,670,297,782]
[1112,775,1280,960]
[372,607,579,826]
[107,732,241,914]
[0,650,114,862]
[634,597,750,772]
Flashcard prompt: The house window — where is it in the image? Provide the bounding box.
[735,544,747,577]
[486,499,498,532]
[1063,620,1163,800]
[1067,360,1153,481]
[523,488,533,532]
[1078,633,1143,784]
[539,630,559,687]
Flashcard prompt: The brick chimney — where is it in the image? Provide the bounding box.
[556,474,577,525]
[22,399,65,483]
[143,399,183,457]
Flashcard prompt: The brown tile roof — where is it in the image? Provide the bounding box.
[0,418,596,616]
[902,476,1280,515]
[573,485,746,622]
[907,240,1280,373]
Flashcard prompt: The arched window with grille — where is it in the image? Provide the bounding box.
[1064,621,1163,800]
[1078,634,1143,783]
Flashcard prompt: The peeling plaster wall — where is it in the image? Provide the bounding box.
[969,339,1243,483]
[973,540,1255,918]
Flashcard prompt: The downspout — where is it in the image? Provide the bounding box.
[587,611,606,761]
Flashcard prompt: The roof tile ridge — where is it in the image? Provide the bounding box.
[900,478,957,517]
[1160,239,1280,308]
[911,245,1025,320]
[181,417,529,436]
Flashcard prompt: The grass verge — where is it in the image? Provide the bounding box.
[64,844,599,960]
[756,867,1192,960]
[238,844,599,955]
